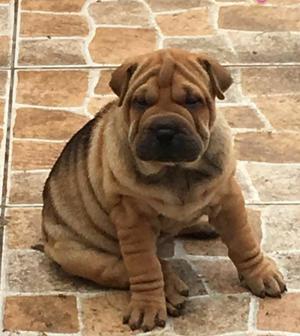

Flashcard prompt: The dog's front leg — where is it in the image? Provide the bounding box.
[209,177,286,298]
[111,197,167,331]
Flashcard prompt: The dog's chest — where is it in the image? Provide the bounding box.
[147,179,221,225]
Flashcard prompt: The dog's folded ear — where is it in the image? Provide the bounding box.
[197,56,233,100]
[109,62,138,106]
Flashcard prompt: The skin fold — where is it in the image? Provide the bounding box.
[42,48,286,332]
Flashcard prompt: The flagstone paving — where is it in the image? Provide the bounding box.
[0,0,300,335]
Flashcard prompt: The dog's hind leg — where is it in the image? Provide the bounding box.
[160,259,189,317]
[44,240,129,289]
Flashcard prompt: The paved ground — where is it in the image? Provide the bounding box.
[0,0,300,335]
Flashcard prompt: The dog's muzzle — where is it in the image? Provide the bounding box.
[135,118,202,162]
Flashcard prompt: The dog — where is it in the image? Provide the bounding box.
[42,48,286,331]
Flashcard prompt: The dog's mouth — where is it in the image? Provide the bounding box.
[135,119,202,163]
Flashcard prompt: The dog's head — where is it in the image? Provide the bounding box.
[109,49,232,168]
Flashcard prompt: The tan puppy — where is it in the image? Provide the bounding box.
[42,49,286,331]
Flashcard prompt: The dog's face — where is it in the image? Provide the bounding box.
[110,49,232,167]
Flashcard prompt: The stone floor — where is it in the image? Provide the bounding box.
[0,0,300,335]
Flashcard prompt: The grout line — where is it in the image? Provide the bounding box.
[260,207,270,253]
[83,69,101,116]
[245,201,300,205]
[2,332,81,336]
[13,137,67,143]
[139,0,164,49]
[21,9,83,15]
[248,100,273,131]
[76,296,84,336]
[255,332,300,336]
[0,219,8,331]
[5,203,44,208]
[0,1,19,326]
[19,36,87,41]
[237,161,261,203]
[13,0,20,68]
[0,0,19,257]
[14,103,86,115]
[81,0,97,67]
[9,63,300,70]
[247,297,259,332]
[186,254,229,261]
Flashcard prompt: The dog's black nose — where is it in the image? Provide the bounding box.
[156,128,176,144]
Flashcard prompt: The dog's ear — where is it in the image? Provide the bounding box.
[197,55,232,100]
[109,62,138,106]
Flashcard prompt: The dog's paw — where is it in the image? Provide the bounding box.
[241,257,287,298]
[123,299,167,331]
[164,269,189,317]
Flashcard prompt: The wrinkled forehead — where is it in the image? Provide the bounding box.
[129,51,211,98]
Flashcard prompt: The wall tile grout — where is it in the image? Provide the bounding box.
[0,0,19,331]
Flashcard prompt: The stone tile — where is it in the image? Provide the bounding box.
[9,171,49,204]
[89,28,156,64]
[0,70,8,95]
[219,5,300,31]
[183,208,261,255]
[14,108,89,140]
[6,208,43,249]
[0,35,10,67]
[88,96,116,115]
[221,68,243,104]
[220,106,264,129]
[0,98,5,125]
[229,32,300,64]
[257,293,300,333]
[20,13,89,37]
[89,0,150,26]
[164,34,237,64]
[3,295,79,333]
[144,332,177,336]
[262,205,300,252]
[254,95,300,131]
[246,163,300,202]
[276,254,300,290]
[156,9,213,36]
[95,70,113,95]
[0,6,10,34]
[234,132,300,163]
[18,39,86,66]
[0,127,3,146]
[248,207,263,243]
[173,295,250,336]
[12,140,64,170]
[193,259,245,294]
[183,237,228,256]
[16,70,88,107]
[146,0,209,11]
[241,67,300,96]
[236,163,256,202]
[268,0,300,4]
[6,250,100,292]
[81,292,132,336]
[169,259,207,296]
[21,0,86,12]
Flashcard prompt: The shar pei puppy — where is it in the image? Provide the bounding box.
[42,48,286,331]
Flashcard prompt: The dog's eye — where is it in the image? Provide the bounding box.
[184,96,204,109]
[132,97,150,110]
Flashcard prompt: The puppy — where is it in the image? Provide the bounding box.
[42,48,286,331]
